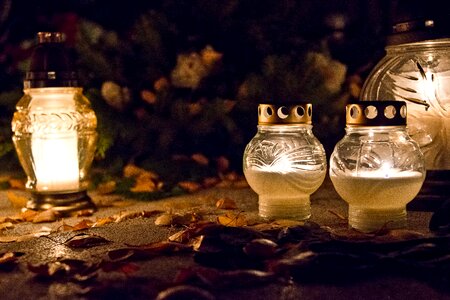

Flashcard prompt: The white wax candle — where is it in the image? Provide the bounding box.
[30,89,80,192]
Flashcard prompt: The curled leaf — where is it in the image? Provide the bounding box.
[65,233,110,248]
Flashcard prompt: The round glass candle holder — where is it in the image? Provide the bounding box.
[329,101,426,232]
[243,103,327,220]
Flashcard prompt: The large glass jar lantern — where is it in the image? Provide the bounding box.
[11,32,98,214]
[360,0,450,209]
[243,103,327,220]
[330,101,426,232]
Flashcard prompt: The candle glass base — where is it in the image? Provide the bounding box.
[348,206,407,233]
[27,190,96,216]
[258,195,311,220]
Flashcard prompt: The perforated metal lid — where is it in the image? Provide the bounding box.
[258,103,312,125]
[346,101,407,126]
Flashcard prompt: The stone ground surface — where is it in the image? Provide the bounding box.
[0,176,448,300]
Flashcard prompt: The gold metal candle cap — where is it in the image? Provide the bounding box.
[258,103,312,125]
[346,101,407,126]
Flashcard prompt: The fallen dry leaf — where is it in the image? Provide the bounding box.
[32,209,60,223]
[28,259,98,281]
[93,216,115,227]
[114,210,161,223]
[217,212,247,227]
[215,197,237,210]
[0,222,14,231]
[19,209,39,222]
[155,212,198,227]
[0,251,24,270]
[6,191,27,208]
[72,219,95,231]
[64,233,110,248]
[0,226,52,243]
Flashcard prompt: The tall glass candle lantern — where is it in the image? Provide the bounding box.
[330,101,426,232]
[360,0,450,209]
[11,32,98,214]
[243,103,327,220]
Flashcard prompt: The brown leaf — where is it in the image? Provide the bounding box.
[217,212,247,227]
[0,226,52,243]
[155,212,197,227]
[64,233,110,248]
[115,210,162,223]
[93,217,115,227]
[28,259,98,281]
[0,222,14,231]
[32,209,61,223]
[19,209,39,222]
[6,191,27,208]
[0,251,23,267]
[215,197,237,210]
[243,239,278,259]
[72,219,95,231]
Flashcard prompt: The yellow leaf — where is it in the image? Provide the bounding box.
[6,191,28,208]
[217,213,247,227]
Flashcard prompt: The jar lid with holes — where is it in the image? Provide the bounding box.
[258,103,312,125]
[346,101,407,126]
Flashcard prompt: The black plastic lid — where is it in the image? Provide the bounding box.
[24,32,79,88]
[387,0,450,45]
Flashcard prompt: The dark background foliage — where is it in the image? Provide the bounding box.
[0,0,395,172]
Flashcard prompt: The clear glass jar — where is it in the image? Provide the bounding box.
[243,103,327,220]
[329,101,426,232]
[11,32,98,214]
[361,39,450,171]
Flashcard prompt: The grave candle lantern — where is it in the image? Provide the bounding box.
[243,103,327,220]
[11,32,98,214]
[330,101,426,232]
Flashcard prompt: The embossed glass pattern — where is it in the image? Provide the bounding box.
[243,103,326,220]
[330,101,426,232]
[12,87,97,193]
[361,39,450,170]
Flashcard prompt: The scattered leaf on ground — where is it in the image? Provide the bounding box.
[6,191,27,208]
[32,209,61,223]
[64,233,110,248]
[215,197,237,210]
[217,212,247,227]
